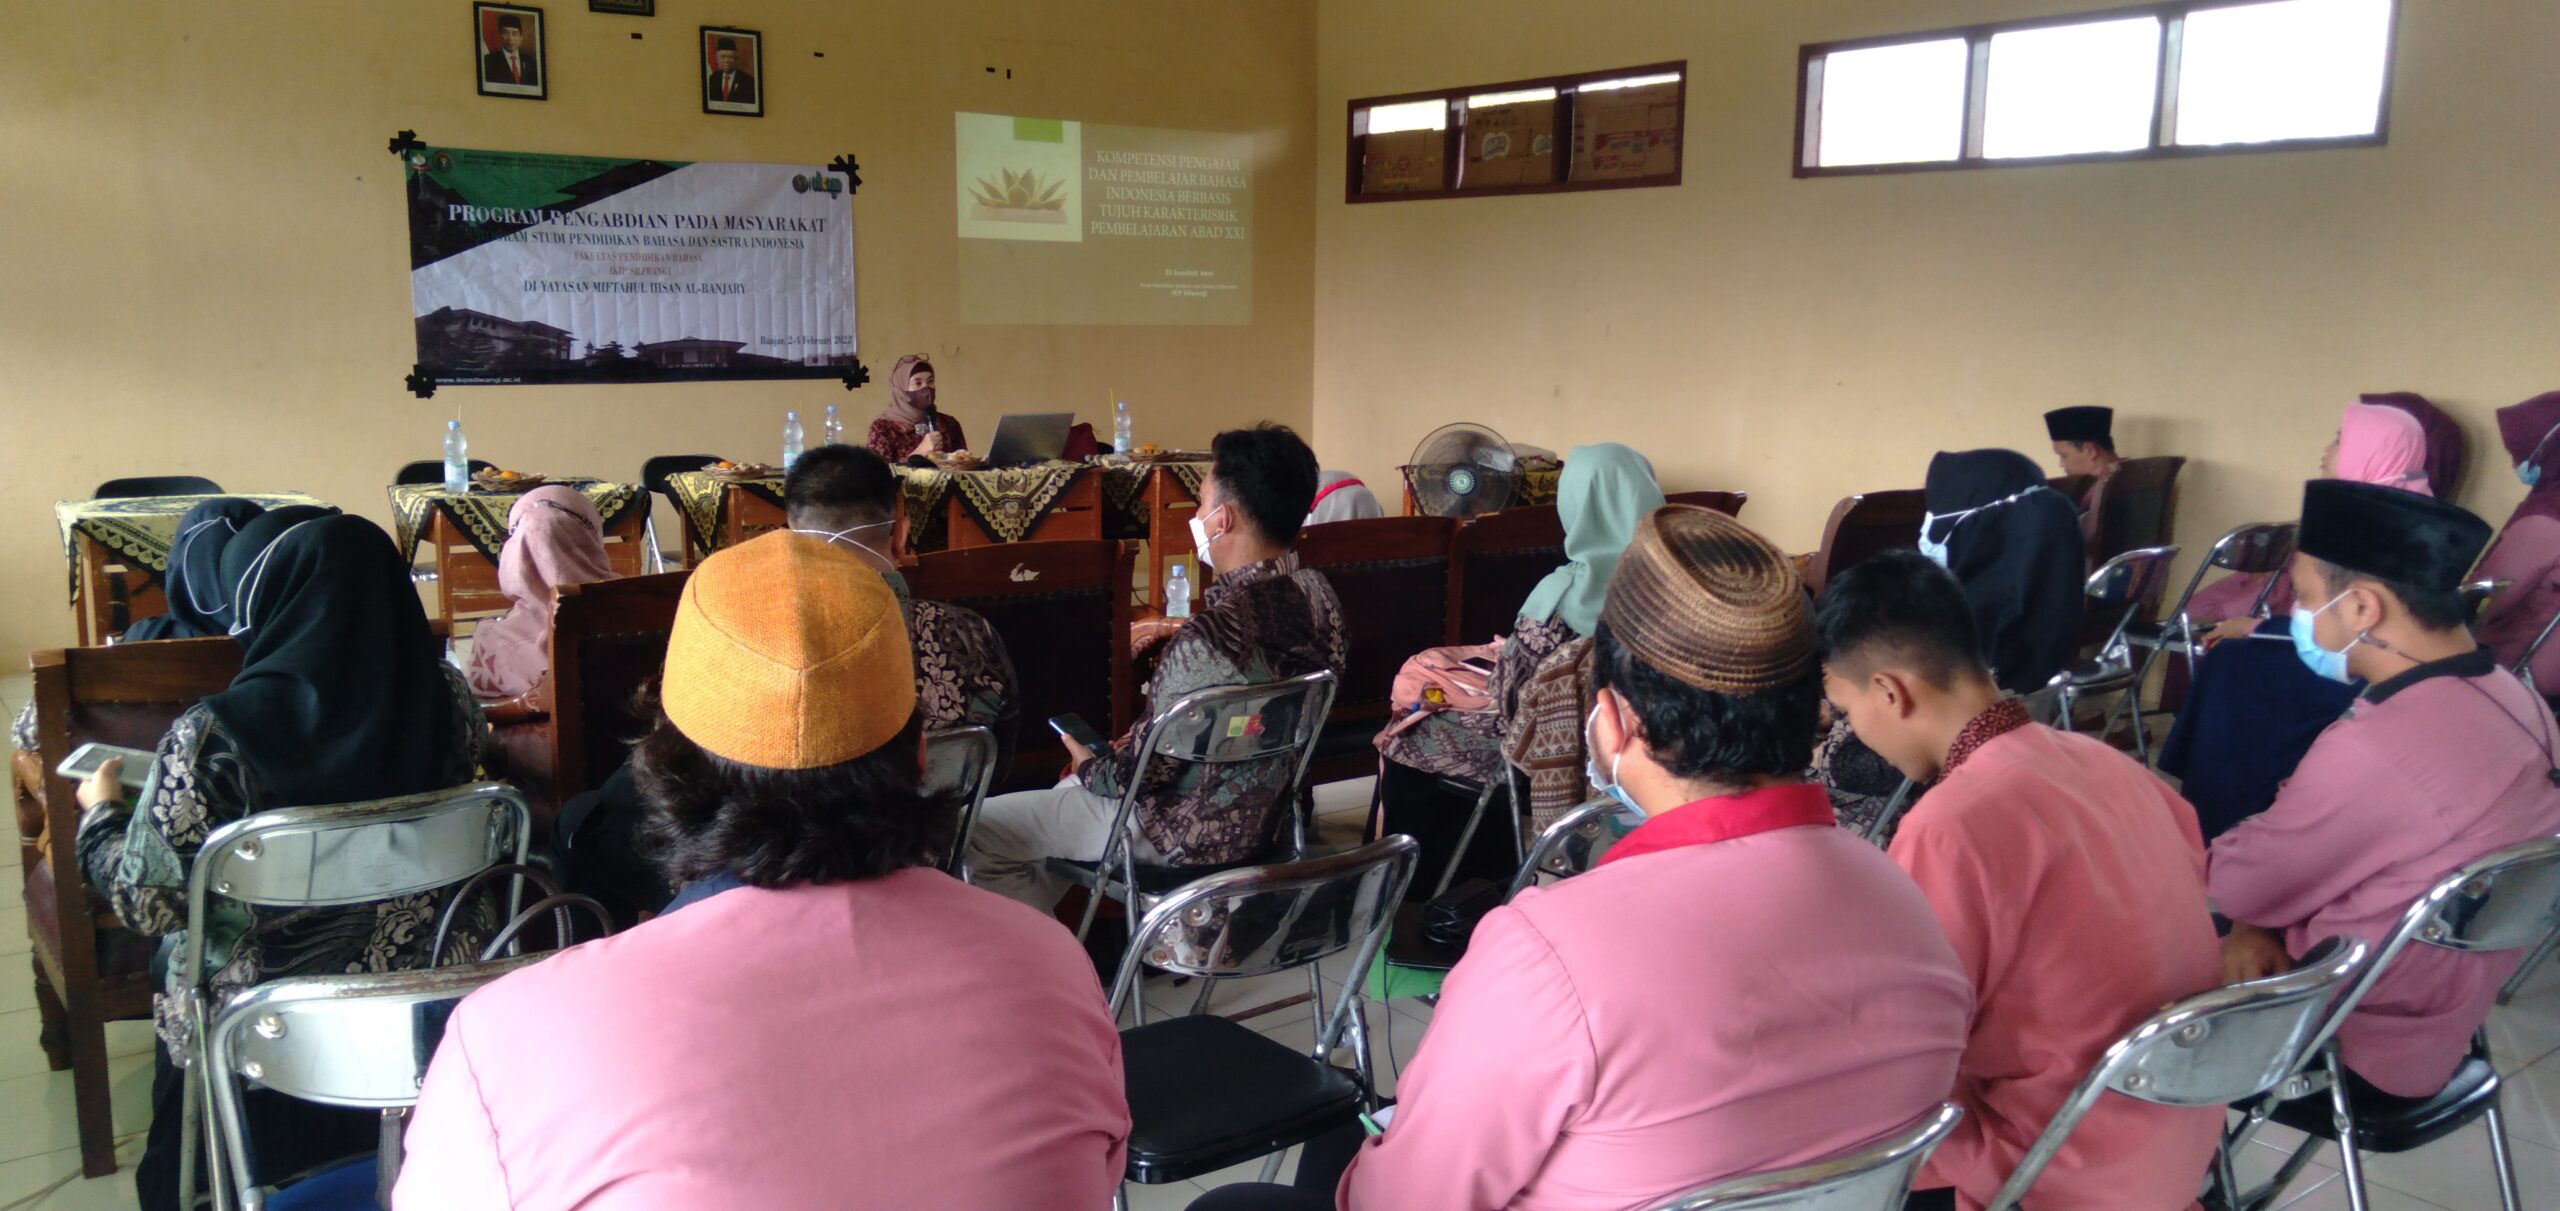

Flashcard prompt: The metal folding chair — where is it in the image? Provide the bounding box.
[178,782,534,1211]
[1106,836,1419,1200]
[1862,779,1921,846]
[2496,616,2560,1001]
[1642,1103,1962,1211]
[2125,522,2297,709]
[2047,545,2179,762]
[1506,796,1648,898]
[1049,671,1339,945]
[204,955,547,1211]
[1983,936,2367,1211]
[924,725,1000,879]
[2226,836,2560,1211]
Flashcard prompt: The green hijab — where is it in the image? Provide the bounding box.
[1518,443,1664,636]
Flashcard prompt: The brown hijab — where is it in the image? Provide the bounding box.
[882,354,937,428]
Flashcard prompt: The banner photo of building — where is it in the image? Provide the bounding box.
[404,144,857,387]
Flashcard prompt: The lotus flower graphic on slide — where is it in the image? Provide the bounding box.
[969,168,1071,224]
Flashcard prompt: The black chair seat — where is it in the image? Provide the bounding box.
[2059,656,2136,688]
[94,475,222,499]
[1381,900,1465,972]
[1121,1013,1363,1185]
[2271,1047,2502,1154]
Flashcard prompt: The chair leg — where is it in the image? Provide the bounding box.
[179,1060,202,1211]
[1188,974,1217,1017]
[2327,1051,2370,1211]
[2484,1097,2524,1211]
[1256,1145,1289,1184]
[2499,922,2560,1005]
[30,956,69,1072]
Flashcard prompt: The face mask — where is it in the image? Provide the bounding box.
[2288,590,2360,683]
[909,386,936,411]
[792,519,896,565]
[1189,505,1223,571]
[2521,423,2560,487]
[1581,702,1645,818]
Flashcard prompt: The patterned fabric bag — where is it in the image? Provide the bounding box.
[1378,642,1502,742]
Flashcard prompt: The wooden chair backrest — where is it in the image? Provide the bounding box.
[2094,456,2187,565]
[908,540,1137,781]
[546,571,688,808]
[1664,489,1748,518]
[1449,506,1566,646]
[27,637,242,978]
[1805,488,1927,595]
[1295,516,1460,723]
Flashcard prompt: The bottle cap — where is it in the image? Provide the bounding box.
[787,410,799,419]
[447,419,459,429]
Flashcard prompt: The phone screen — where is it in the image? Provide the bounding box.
[1047,714,1106,750]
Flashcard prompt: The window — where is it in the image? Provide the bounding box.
[1347,63,1685,202]
[1796,0,2395,176]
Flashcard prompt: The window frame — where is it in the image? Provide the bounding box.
[1793,0,2396,178]
[1344,60,1688,204]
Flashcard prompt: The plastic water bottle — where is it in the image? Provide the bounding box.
[442,420,469,492]
[1164,561,1192,619]
[822,403,845,447]
[1112,400,1132,455]
[782,410,805,468]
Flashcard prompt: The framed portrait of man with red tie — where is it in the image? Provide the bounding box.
[474,4,547,101]
[701,26,763,117]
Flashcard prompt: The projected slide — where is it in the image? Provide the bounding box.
[955,112,1253,326]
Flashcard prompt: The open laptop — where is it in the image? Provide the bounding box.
[982,412,1075,468]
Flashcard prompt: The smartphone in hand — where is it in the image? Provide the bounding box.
[56,742,155,791]
[1047,714,1107,750]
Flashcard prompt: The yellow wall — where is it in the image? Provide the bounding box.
[1314,0,2560,566]
[0,0,1313,661]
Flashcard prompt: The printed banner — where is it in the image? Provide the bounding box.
[403,144,856,387]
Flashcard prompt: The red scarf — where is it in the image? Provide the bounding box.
[1597,782,1835,868]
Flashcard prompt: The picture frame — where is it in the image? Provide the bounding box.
[700,26,763,117]
[587,0,653,13]
[473,3,547,101]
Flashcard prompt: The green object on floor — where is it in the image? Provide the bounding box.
[1365,926,1447,1001]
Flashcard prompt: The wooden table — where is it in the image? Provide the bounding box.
[386,481,651,625]
[54,492,330,645]
[667,463,1106,561]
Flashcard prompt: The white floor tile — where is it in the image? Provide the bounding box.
[1311,776,1373,820]
[2350,1121,2560,1210]
[0,974,36,1014]
[2267,1171,2449,1210]
[0,1052,153,1166]
[2486,984,2560,1074]
[0,905,28,957]
[1123,1177,1208,1211]
[0,1143,142,1209]
[2495,1056,2560,1150]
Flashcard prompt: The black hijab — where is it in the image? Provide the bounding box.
[123,498,267,642]
[202,511,459,806]
[1924,449,2087,694]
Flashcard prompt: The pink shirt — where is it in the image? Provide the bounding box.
[394,871,1130,1210]
[2209,654,2560,1096]
[1340,785,1972,1211]
[1892,724,2224,1211]
[2474,514,2560,691]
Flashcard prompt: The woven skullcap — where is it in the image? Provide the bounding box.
[661,531,915,769]
[1598,504,1814,695]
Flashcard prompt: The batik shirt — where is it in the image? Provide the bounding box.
[1079,553,1347,865]
[893,573,1021,769]
[74,665,493,1055]
[1379,615,1576,786]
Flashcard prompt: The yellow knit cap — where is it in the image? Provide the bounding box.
[661,531,917,769]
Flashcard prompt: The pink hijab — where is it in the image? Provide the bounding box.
[466,486,618,698]
[2336,403,2434,496]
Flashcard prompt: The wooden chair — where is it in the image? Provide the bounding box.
[23,636,241,1177]
[1803,489,1927,595]
[1295,516,1461,784]
[2092,455,2188,567]
[1448,505,1565,646]
[545,571,689,816]
[909,540,1137,792]
[1664,489,1747,517]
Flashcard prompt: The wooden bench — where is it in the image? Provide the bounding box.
[544,571,690,814]
[908,540,1137,792]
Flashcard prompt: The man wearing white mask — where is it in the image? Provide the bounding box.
[2212,480,2560,1100]
[785,444,1019,768]
[969,424,1345,911]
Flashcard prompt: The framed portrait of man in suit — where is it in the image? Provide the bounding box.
[701,26,763,117]
[474,3,547,100]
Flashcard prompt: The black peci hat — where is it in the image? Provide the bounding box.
[2044,406,2113,444]
[715,36,738,51]
[496,14,523,30]
[2297,479,2492,592]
